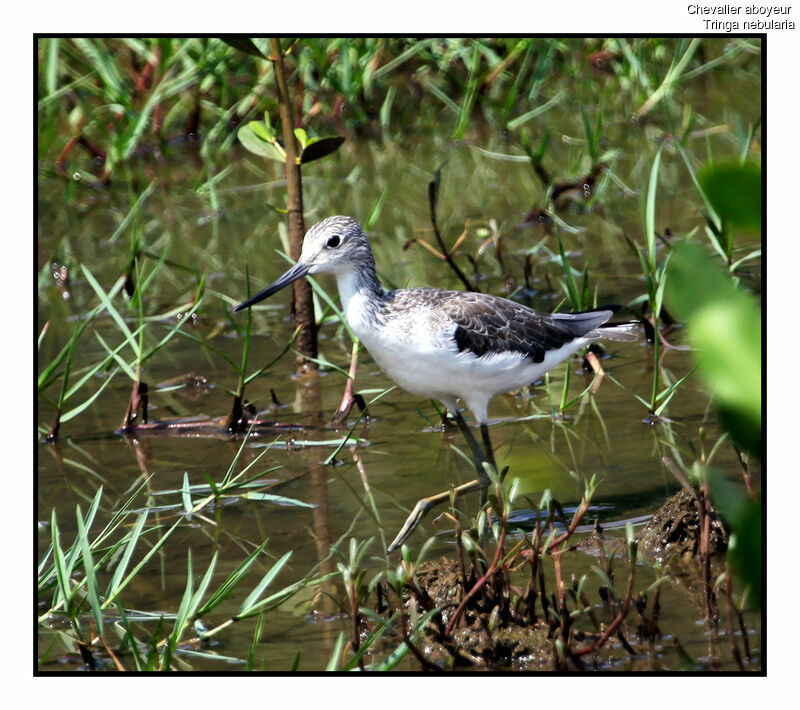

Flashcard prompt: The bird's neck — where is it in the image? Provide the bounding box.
[334,262,385,325]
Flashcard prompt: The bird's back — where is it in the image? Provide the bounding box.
[375,287,617,362]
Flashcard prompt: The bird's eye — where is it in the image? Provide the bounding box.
[326,235,341,248]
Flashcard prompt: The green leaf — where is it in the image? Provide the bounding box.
[60,370,118,422]
[645,145,663,271]
[76,505,103,635]
[666,242,761,456]
[107,181,156,244]
[250,120,276,143]
[325,631,346,671]
[237,123,285,162]
[191,551,218,613]
[507,90,565,130]
[105,511,147,598]
[102,518,182,609]
[181,472,193,515]
[81,265,140,358]
[299,136,345,164]
[50,509,72,612]
[241,491,315,508]
[699,161,761,231]
[219,37,266,59]
[293,127,308,149]
[195,540,269,617]
[707,469,761,609]
[238,551,292,615]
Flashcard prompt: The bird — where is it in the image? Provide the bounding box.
[235,215,639,551]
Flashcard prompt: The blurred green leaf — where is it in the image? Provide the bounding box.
[666,242,761,457]
[219,37,266,59]
[237,123,285,162]
[293,127,308,149]
[300,136,345,164]
[698,161,761,231]
[707,469,761,609]
[250,120,276,143]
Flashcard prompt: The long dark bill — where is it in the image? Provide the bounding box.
[234,261,311,312]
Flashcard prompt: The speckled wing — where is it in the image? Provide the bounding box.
[434,291,616,363]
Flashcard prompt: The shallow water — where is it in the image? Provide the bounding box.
[37,38,762,671]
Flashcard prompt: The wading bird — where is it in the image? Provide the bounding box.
[236,216,638,551]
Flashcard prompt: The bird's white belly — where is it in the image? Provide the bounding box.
[351,302,591,422]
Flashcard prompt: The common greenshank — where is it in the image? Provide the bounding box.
[236,216,638,551]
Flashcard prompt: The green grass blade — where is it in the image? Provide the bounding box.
[730,248,761,272]
[191,550,219,613]
[102,518,182,609]
[163,549,196,667]
[114,601,146,670]
[654,364,698,415]
[64,332,138,398]
[453,42,480,140]
[107,182,156,244]
[75,505,104,635]
[195,539,269,617]
[238,551,292,615]
[243,325,301,385]
[44,38,60,96]
[635,38,700,117]
[645,145,664,273]
[419,77,460,114]
[94,332,137,380]
[324,386,396,464]
[341,609,395,670]
[240,491,315,508]
[325,631,347,671]
[372,39,433,78]
[140,279,206,363]
[105,510,148,599]
[38,278,123,391]
[73,38,125,99]
[81,265,140,358]
[181,472,193,515]
[507,90,565,130]
[555,231,580,308]
[50,509,72,613]
[60,369,119,423]
[677,144,721,233]
[246,611,265,671]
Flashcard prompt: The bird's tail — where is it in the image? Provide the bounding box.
[551,306,640,342]
[590,320,641,342]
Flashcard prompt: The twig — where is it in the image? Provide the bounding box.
[333,341,360,422]
[733,592,752,661]
[99,635,126,672]
[445,522,506,635]
[724,574,746,671]
[734,446,756,499]
[573,554,636,657]
[427,181,479,292]
[550,493,592,549]
[349,579,364,671]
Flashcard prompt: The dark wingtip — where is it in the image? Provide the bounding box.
[564,305,621,315]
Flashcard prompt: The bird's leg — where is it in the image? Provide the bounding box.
[479,423,496,471]
[451,410,491,487]
[455,415,499,553]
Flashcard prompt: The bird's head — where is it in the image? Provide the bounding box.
[234,215,372,311]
